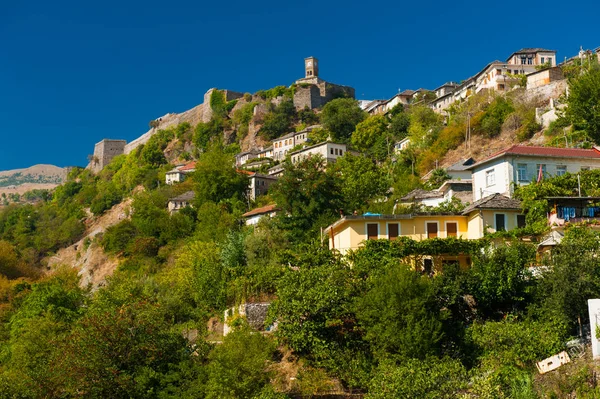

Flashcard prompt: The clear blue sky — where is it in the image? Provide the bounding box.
[1,0,598,170]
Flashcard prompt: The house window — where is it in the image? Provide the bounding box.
[536,164,547,178]
[486,169,496,187]
[334,148,339,155]
[423,258,433,275]
[547,57,552,65]
[556,165,567,176]
[339,149,343,156]
[426,222,438,239]
[541,57,545,64]
[330,148,334,155]
[446,222,458,238]
[497,84,505,90]
[517,214,526,228]
[521,56,527,64]
[527,57,533,65]
[367,223,378,240]
[388,223,399,240]
[495,213,506,231]
[517,163,527,181]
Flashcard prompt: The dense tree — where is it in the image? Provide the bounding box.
[351,115,389,154]
[192,144,248,207]
[334,154,390,213]
[566,66,600,143]
[320,98,366,142]
[271,156,342,240]
[259,100,297,140]
[354,263,444,360]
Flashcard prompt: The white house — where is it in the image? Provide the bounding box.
[394,137,411,153]
[467,145,600,201]
[235,150,258,167]
[242,204,279,226]
[272,125,318,161]
[165,161,196,185]
[290,142,347,164]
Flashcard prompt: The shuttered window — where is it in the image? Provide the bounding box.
[367,224,378,240]
[447,222,458,237]
[388,223,399,240]
[426,222,438,239]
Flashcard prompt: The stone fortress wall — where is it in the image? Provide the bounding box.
[89,139,127,173]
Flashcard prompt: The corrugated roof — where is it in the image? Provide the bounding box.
[467,145,600,169]
[462,193,521,214]
[242,204,279,218]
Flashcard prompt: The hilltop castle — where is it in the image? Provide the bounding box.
[292,56,355,109]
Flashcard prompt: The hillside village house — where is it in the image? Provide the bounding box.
[242,204,279,226]
[526,67,565,90]
[446,158,476,180]
[394,137,410,153]
[165,161,196,185]
[467,145,600,201]
[506,48,557,68]
[290,142,347,164]
[235,150,258,167]
[400,180,473,207]
[168,191,195,213]
[247,173,278,201]
[324,193,523,270]
[272,126,316,161]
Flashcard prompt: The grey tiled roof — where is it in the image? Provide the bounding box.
[462,193,521,214]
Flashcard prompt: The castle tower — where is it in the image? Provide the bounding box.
[305,57,319,78]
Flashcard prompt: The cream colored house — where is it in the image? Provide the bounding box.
[168,191,195,213]
[506,48,556,67]
[462,193,524,239]
[324,194,523,264]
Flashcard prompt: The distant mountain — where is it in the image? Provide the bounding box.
[0,164,67,188]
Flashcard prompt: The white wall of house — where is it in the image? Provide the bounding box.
[291,143,347,164]
[472,155,600,200]
[166,171,185,185]
[248,176,277,201]
[273,135,296,161]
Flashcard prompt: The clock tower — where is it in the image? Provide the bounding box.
[305,56,319,78]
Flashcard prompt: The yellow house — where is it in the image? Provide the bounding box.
[323,194,524,271]
[462,193,525,239]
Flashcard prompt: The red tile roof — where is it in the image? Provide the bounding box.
[469,145,600,169]
[179,161,196,171]
[237,169,255,176]
[242,204,279,218]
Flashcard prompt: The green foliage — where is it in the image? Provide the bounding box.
[101,220,138,254]
[255,85,293,100]
[194,118,226,152]
[192,144,248,207]
[205,327,275,399]
[478,96,514,138]
[366,357,467,399]
[351,115,390,159]
[90,181,122,216]
[355,263,444,359]
[259,100,297,140]
[334,154,390,213]
[566,67,600,143]
[210,89,228,118]
[468,242,536,318]
[271,156,341,241]
[320,98,366,142]
[537,226,600,330]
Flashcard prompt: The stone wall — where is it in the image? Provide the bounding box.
[223,302,272,336]
[90,139,127,173]
[293,81,355,110]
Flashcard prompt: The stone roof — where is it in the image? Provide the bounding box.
[401,188,444,201]
[467,145,600,169]
[462,193,522,214]
[170,191,195,202]
[538,230,564,248]
[447,158,476,171]
[242,204,279,218]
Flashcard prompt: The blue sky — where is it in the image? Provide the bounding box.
[1,0,598,170]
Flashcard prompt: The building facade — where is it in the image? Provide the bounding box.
[468,146,600,201]
[290,142,347,164]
